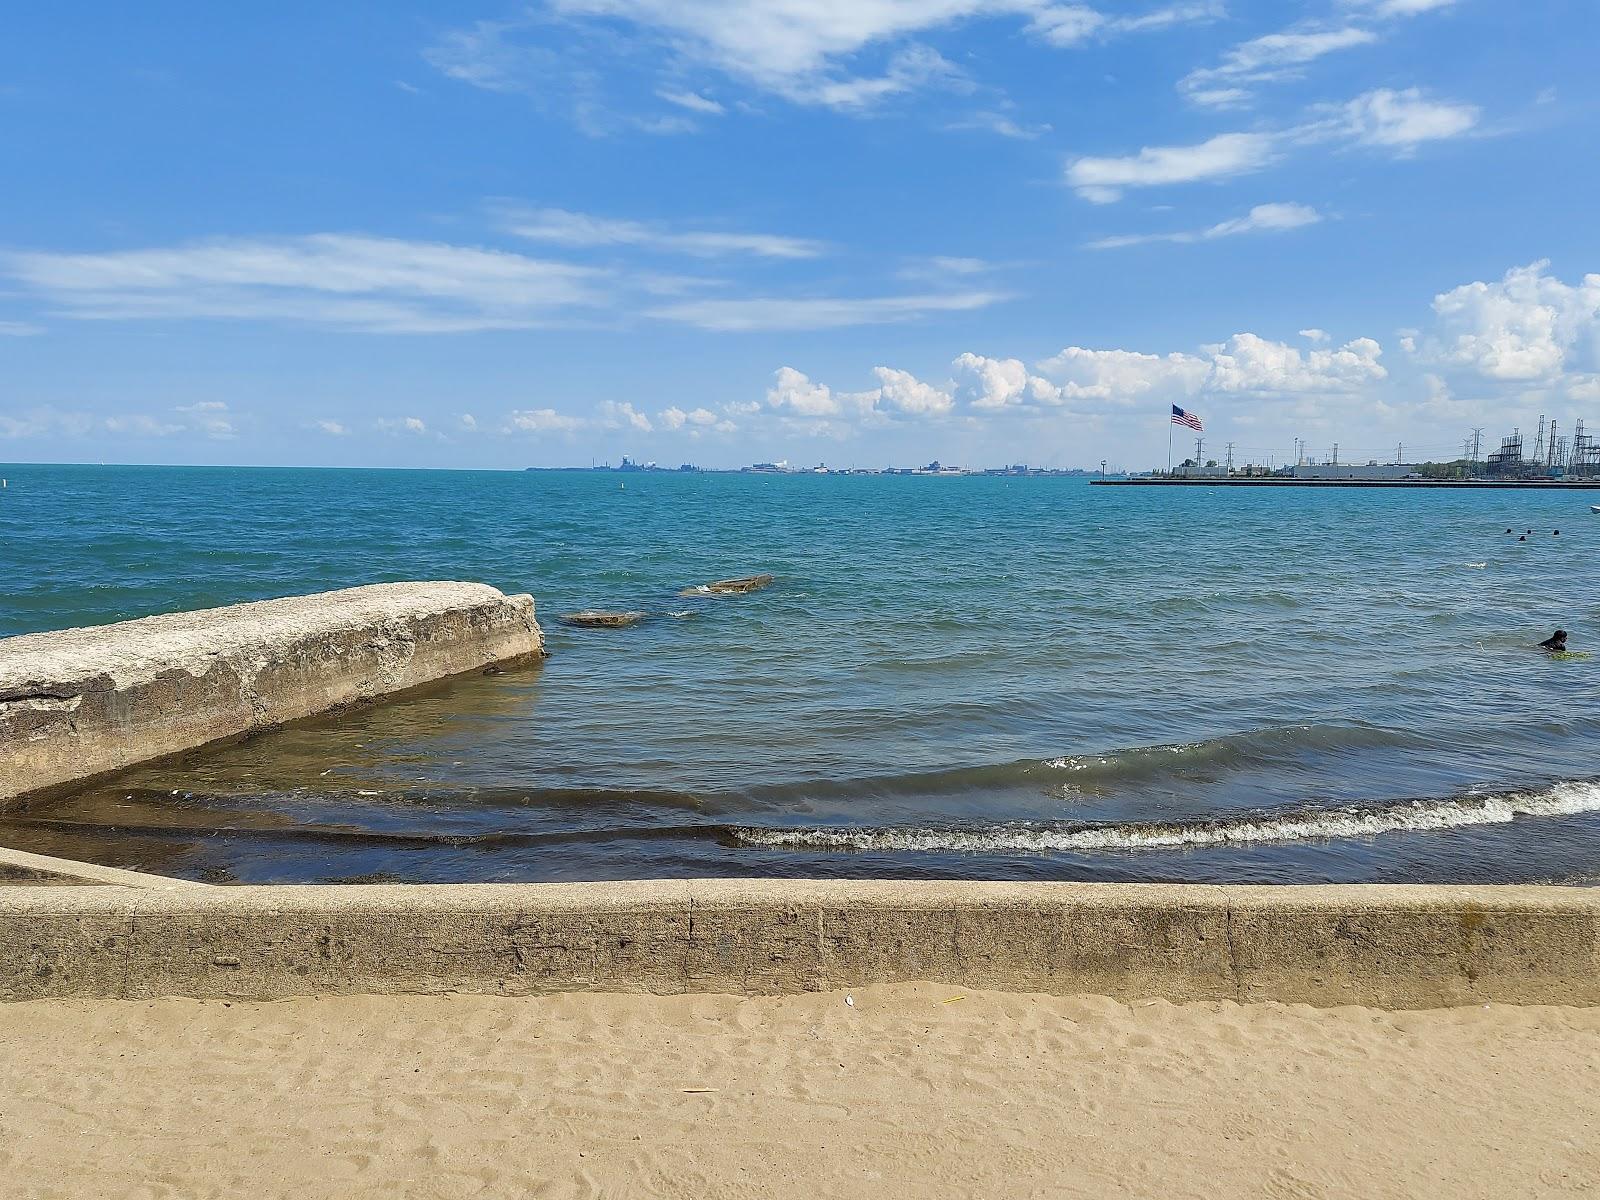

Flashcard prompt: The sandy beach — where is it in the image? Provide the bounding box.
[3,983,1597,1199]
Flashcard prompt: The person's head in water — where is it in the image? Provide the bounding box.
[1519,535,1527,541]
[1541,629,1568,651]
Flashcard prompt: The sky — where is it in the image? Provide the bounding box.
[2,1,1598,470]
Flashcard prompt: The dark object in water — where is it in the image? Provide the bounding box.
[1539,629,1568,652]
[561,610,645,629]
[1519,535,1527,541]
[680,573,776,597]
[706,573,776,594]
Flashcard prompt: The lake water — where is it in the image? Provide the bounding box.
[4,463,1600,885]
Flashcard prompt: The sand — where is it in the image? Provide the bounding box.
[3,984,1598,1199]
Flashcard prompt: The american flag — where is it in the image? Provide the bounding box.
[1171,404,1204,432]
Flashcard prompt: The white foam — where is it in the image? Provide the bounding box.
[733,781,1600,853]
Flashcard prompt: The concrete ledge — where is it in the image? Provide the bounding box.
[3,880,1597,1007]
[0,846,210,889]
[0,582,543,803]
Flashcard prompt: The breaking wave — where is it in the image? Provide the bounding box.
[731,781,1600,854]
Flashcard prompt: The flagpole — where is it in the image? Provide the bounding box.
[1166,410,1173,477]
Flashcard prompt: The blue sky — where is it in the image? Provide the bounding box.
[3,1,1597,469]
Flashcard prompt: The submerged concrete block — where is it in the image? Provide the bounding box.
[0,582,543,802]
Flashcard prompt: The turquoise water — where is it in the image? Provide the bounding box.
[5,463,1600,884]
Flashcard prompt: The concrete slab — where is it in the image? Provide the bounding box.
[0,582,543,803]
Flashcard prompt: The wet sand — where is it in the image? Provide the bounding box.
[3,983,1598,1198]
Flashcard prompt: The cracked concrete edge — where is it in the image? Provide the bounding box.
[0,845,210,890]
[3,879,1598,1007]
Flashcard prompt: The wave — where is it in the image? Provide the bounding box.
[1041,723,1417,787]
[730,780,1600,854]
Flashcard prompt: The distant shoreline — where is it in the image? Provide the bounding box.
[1094,478,1600,490]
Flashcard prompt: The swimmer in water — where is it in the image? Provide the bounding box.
[1539,629,1568,653]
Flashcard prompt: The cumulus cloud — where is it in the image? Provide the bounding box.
[378,416,429,435]
[764,364,954,428]
[597,400,654,432]
[1425,260,1600,382]
[313,419,349,436]
[506,408,587,433]
[659,405,723,431]
[1087,202,1321,249]
[1204,333,1386,393]
[2,402,238,441]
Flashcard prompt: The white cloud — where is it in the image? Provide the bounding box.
[1180,26,1377,108]
[649,289,1008,331]
[1072,87,1478,202]
[1334,87,1478,149]
[1204,332,1386,393]
[953,352,1034,409]
[767,366,849,417]
[5,235,611,333]
[432,2,1217,119]
[870,365,954,415]
[313,419,349,436]
[597,400,654,432]
[378,416,429,435]
[945,110,1050,139]
[0,320,43,336]
[1342,0,1459,16]
[496,206,824,258]
[803,44,963,110]
[657,88,724,114]
[174,400,237,439]
[764,364,953,428]
[506,408,587,433]
[1035,346,1210,403]
[1427,260,1600,382]
[458,412,479,431]
[1299,328,1329,343]
[659,405,721,430]
[2,402,238,440]
[1087,201,1321,249]
[1067,132,1279,202]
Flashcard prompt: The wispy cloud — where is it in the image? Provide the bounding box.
[648,289,1009,332]
[5,234,613,333]
[427,2,1219,126]
[1331,87,1479,149]
[1180,26,1378,108]
[1069,88,1479,201]
[656,88,724,115]
[494,205,825,258]
[1068,132,1280,203]
[1087,202,1322,249]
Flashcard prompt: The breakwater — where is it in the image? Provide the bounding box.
[0,582,543,803]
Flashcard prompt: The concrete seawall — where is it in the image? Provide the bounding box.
[0,583,543,803]
[4,879,1597,1007]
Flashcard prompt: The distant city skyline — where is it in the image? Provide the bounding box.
[3,2,1598,469]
